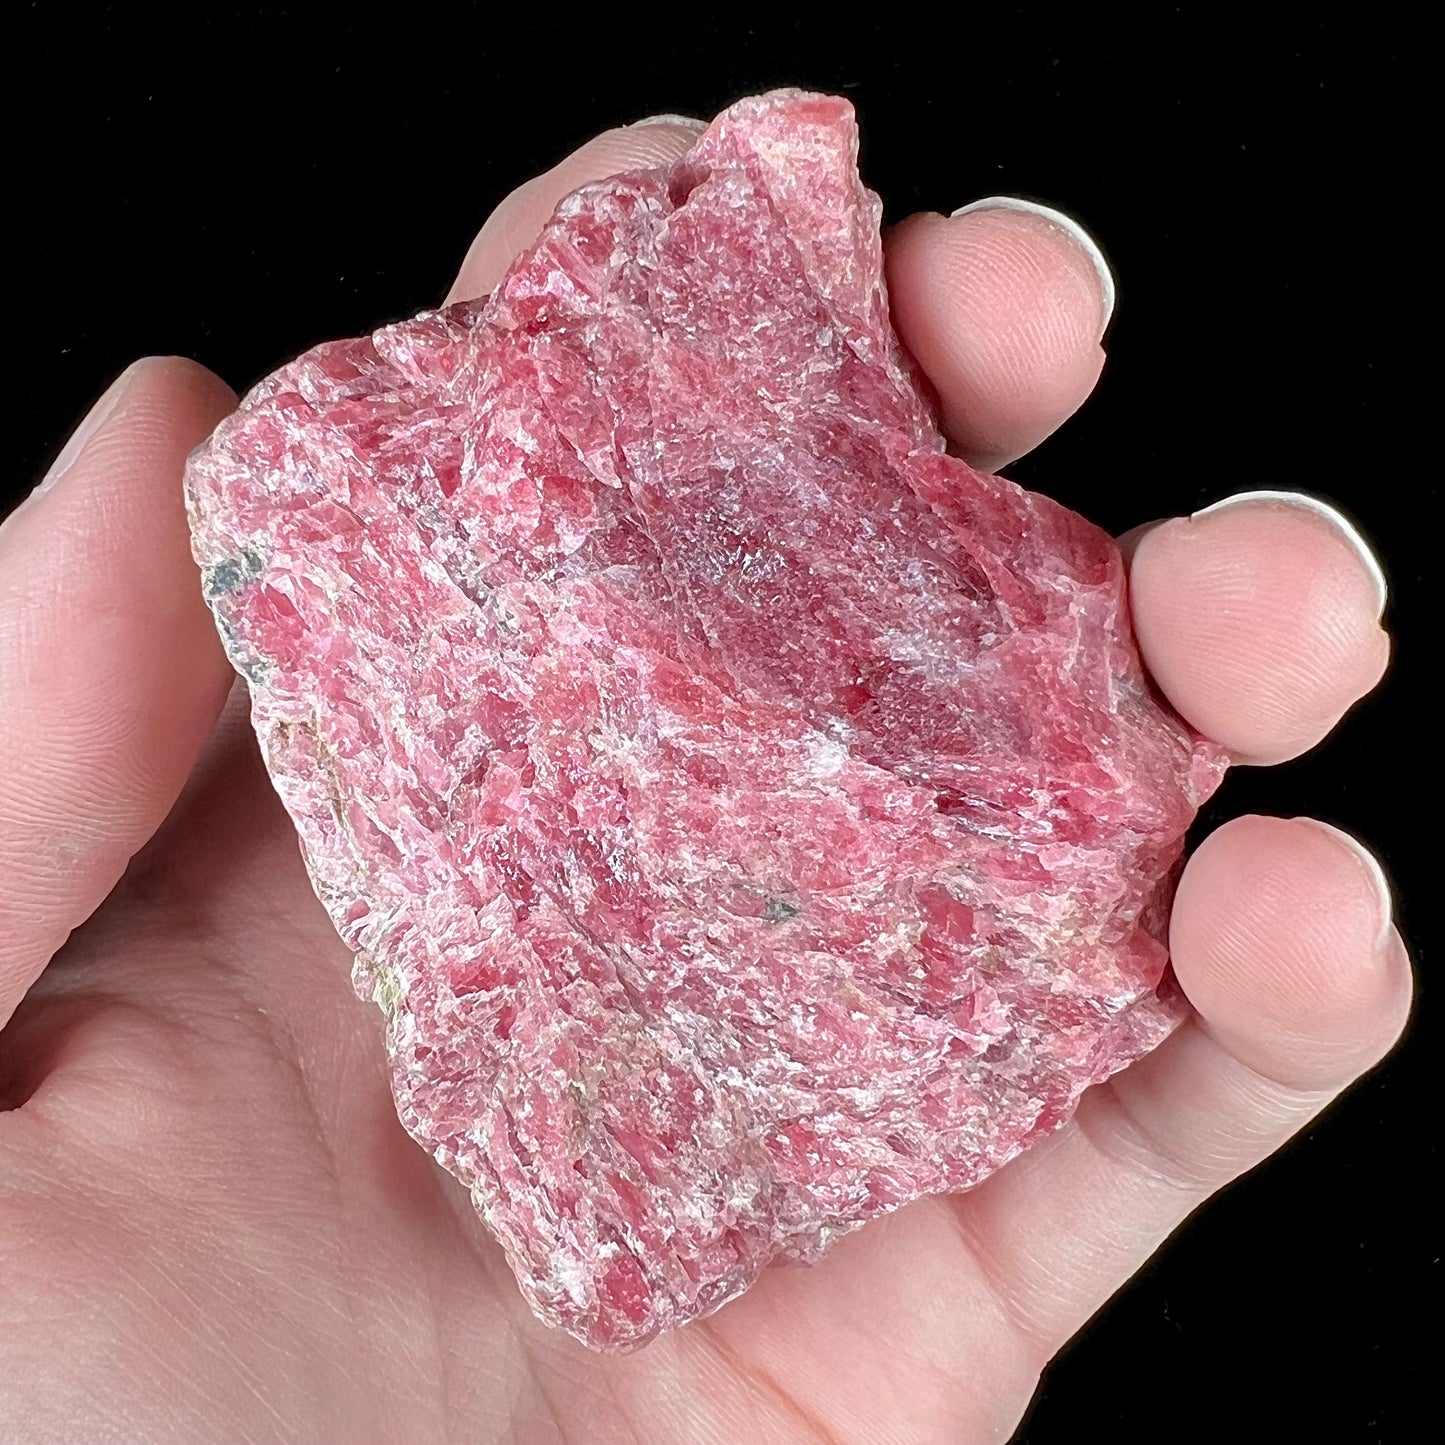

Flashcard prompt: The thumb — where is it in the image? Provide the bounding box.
[0,357,236,1029]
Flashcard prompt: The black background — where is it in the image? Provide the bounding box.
[9,8,1432,1442]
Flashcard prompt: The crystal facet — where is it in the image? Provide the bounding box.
[186,89,1226,1351]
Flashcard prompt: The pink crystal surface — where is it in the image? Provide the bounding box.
[187,90,1226,1351]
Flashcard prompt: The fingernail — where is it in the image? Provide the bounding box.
[1191,490,1388,617]
[951,196,1116,333]
[28,362,141,506]
[629,113,708,133]
[1295,820,1394,948]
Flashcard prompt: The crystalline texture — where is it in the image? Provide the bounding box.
[186,90,1226,1351]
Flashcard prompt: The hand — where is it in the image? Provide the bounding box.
[0,117,1410,1444]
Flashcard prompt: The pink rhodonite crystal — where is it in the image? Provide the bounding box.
[187,89,1226,1351]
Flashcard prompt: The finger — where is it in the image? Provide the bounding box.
[885,199,1114,471]
[950,814,1410,1359]
[1128,492,1390,764]
[445,116,705,303]
[450,130,1113,475]
[0,358,237,1030]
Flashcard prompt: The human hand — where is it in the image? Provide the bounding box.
[0,117,1410,1444]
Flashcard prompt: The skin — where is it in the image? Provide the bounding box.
[0,119,1411,1445]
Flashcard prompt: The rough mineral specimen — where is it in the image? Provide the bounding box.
[186,89,1226,1351]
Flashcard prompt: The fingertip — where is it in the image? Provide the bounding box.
[1171,815,1411,1091]
[137,354,239,422]
[1192,490,1387,617]
[885,205,1109,470]
[447,120,706,304]
[1130,495,1391,763]
[627,113,707,133]
[1373,924,1415,1059]
[1292,818,1394,937]
[950,196,1116,329]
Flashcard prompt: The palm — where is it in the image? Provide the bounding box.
[2,117,1408,1445]
[3,705,1017,1441]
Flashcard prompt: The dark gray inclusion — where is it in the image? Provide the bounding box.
[203,546,264,600]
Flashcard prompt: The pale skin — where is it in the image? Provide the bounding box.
[0,118,1412,1444]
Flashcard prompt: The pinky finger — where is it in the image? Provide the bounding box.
[950,814,1411,1356]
